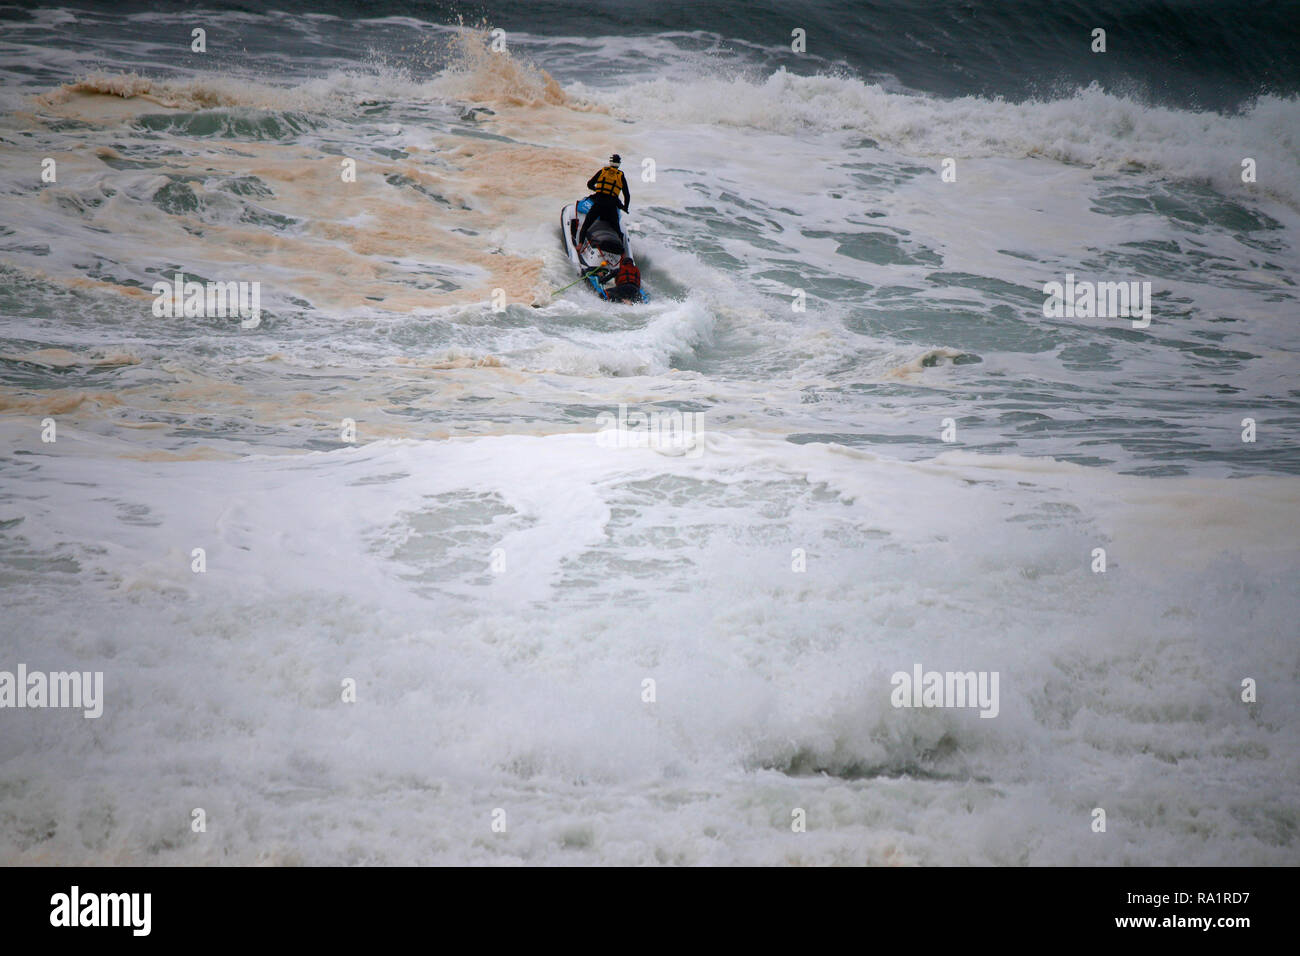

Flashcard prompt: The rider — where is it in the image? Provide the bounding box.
[605,255,642,302]
[578,153,630,247]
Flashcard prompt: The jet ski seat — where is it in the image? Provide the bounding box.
[586,219,624,255]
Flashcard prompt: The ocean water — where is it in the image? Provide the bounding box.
[0,1,1298,865]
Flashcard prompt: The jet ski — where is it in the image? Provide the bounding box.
[559,198,649,303]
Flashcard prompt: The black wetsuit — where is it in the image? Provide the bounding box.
[578,166,630,244]
[606,260,641,302]
[607,283,641,302]
[579,195,622,244]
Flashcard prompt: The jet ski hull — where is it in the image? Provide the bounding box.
[559,199,648,302]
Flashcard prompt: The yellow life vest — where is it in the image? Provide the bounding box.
[591,165,625,197]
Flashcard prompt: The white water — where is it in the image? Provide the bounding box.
[1,18,1298,865]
